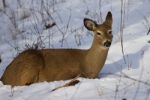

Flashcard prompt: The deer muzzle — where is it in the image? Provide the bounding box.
[104,40,111,48]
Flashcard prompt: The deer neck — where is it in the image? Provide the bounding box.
[83,37,109,77]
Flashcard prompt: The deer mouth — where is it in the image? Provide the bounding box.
[104,41,111,48]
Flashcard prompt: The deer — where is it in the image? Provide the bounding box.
[0,11,113,86]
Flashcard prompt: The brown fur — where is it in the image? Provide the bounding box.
[1,12,113,86]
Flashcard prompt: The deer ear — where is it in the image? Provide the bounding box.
[84,18,96,31]
[104,11,112,26]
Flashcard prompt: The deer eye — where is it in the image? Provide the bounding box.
[108,30,112,35]
[97,32,102,36]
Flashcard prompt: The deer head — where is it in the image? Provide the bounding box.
[84,11,113,49]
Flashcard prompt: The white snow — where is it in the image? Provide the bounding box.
[0,0,150,100]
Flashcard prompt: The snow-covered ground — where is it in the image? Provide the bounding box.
[0,0,150,100]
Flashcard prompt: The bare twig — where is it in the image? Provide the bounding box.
[51,74,80,92]
[17,0,22,8]
[98,0,103,23]
[145,88,150,100]
[143,16,150,35]
[2,0,6,9]
[102,72,150,86]
[4,39,20,53]
[115,85,119,100]
[115,65,124,100]
[147,28,150,35]
[74,34,82,47]
[60,10,71,47]
[120,0,126,63]
[0,55,1,63]
[133,50,145,100]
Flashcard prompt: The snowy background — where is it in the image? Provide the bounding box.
[0,0,150,100]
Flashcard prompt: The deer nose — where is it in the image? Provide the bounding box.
[104,41,111,48]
